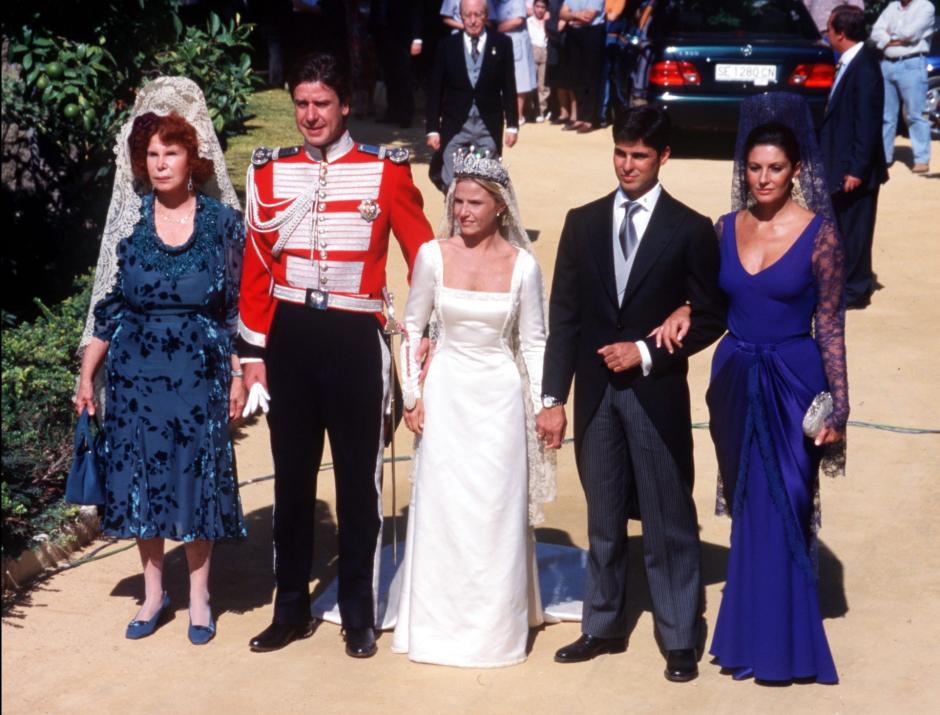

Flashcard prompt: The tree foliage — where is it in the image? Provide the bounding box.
[1,1,258,320]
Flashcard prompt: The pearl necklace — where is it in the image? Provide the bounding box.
[156,200,196,225]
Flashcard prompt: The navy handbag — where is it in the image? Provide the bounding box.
[64,409,106,506]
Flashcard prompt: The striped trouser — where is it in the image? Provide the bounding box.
[577,384,702,649]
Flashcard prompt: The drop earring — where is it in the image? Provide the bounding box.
[187,174,194,192]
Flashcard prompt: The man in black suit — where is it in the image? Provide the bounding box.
[370,0,423,128]
[537,106,726,682]
[426,0,518,192]
[820,4,889,309]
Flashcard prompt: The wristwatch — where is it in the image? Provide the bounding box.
[542,395,564,409]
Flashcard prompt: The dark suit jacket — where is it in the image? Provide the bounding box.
[369,0,423,48]
[820,44,889,194]
[543,189,727,481]
[426,31,519,153]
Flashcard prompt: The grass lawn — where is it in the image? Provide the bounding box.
[224,89,297,195]
[223,87,435,198]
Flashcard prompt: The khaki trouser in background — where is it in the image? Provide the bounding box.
[533,45,550,116]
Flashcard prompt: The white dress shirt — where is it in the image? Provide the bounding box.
[830,40,864,95]
[611,182,664,376]
[871,0,936,58]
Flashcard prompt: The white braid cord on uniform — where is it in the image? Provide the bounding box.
[438,176,557,526]
[79,76,241,352]
[244,161,317,258]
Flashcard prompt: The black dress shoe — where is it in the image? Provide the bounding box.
[249,621,315,652]
[664,649,699,682]
[554,634,626,663]
[344,627,377,658]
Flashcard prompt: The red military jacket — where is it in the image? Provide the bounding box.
[237,131,434,357]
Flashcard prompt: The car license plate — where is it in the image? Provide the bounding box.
[715,64,778,86]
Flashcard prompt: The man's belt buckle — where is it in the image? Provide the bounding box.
[306,289,329,310]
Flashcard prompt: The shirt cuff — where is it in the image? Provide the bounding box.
[412,38,423,44]
[239,357,264,364]
[506,127,519,134]
[426,132,440,138]
[635,340,652,377]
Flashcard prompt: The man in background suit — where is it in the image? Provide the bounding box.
[537,106,726,681]
[820,4,888,309]
[426,0,519,191]
[370,0,423,128]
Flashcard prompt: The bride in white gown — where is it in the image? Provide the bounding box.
[388,150,556,667]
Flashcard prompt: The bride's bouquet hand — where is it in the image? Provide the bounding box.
[404,399,425,435]
[648,304,692,354]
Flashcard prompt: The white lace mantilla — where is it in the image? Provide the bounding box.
[79,76,240,350]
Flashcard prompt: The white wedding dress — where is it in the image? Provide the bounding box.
[387,239,548,667]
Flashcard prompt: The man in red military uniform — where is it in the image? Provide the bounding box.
[238,52,434,657]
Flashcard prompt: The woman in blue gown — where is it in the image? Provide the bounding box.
[654,95,848,683]
[75,81,247,645]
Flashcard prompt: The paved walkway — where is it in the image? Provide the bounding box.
[3,119,938,715]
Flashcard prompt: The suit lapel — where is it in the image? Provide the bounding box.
[589,192,619,307]
[825,46,863,120]
[620,190,682,309]
[476,34,494,87]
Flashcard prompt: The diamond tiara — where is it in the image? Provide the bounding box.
[452,146,510,187]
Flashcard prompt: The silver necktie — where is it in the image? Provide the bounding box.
[619,200,642,263]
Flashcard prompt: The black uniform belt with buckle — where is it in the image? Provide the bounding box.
[272,285,384,313]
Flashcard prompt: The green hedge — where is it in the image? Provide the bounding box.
[1,275,92,557]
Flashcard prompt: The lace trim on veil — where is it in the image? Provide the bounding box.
[79,76,241,351]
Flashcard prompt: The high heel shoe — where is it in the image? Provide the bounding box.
[125,592,170,640]
[188,608,216,646]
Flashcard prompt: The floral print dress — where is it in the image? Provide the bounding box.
[93,193,247,541]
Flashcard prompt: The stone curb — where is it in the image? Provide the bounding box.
[2,506,101,592]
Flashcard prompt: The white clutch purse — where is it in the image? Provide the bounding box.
[802,391,833,438]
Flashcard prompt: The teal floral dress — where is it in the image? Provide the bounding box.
[92,193,247,541]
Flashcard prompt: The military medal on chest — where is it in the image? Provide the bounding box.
[358,199,381,222]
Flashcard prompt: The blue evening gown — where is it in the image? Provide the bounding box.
[707,211,848,684]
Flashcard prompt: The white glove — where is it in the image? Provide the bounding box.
[242,382,271,418]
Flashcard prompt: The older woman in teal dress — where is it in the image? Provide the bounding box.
[75,90,246,645]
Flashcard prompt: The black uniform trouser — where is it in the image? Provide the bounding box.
[832,186,880,305]
[265,302,387,628]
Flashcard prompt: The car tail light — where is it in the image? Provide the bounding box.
[788,63,835,89]
[649,61,701,86]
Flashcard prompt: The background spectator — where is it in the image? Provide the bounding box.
[492,1,538,124]
[804,0,865,36]
[528,0,553,121]
[871,0,935,173]
[426,0,520,190]
[561,1,608,132]
[820,4,889,309]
